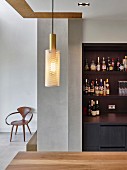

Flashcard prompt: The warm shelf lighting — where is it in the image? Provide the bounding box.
[45,0,60,87]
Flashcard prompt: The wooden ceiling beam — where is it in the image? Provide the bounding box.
[6,0,82,18]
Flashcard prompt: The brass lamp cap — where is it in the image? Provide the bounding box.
[49,34,56,51]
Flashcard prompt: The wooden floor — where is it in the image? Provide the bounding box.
[6,151,127,170]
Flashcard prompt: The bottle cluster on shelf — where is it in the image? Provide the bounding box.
[87,99,100,116]
[119,81,127,96]
[84,56,127,72]
[83,78,110,96]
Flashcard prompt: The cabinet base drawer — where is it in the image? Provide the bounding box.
[83,147,99,151]
[100,147,125,151]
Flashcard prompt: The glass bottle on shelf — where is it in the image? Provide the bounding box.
[107,57,111,71]
[99,79,104,96]
[111,58,115,71]
[90,100,93,116]
[91,100,96,116]
[118,81,122,95]
[124,56,127,71]
[109,65,113,71]
[116,57,120,71]
[102,57,106,71]
[95,100,100,116]
[103,81,106,96]
[96,57,101,71]
[125,81,127,95]
[83,79,88,95]
[90,60,96,71]
[90,80,95,95]
[87,80,91,95]
[106,78,110,95]
[119,59,124,71]
[84,58,89,71]
[87,100,91,116]
[94,78,99,96]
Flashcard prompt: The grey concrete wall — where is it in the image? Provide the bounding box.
[37,19,82,151]
[68,19,82,151]
[37,19,68,151]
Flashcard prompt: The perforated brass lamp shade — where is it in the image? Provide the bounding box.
[45,34,60,87]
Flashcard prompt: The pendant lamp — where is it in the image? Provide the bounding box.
[45,0,60,87]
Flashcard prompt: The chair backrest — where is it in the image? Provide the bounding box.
[17,107,31,120]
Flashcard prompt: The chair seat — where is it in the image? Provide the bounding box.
[11,120,29,126]
[5,106,33,141]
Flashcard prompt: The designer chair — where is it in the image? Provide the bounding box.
[5,106,33,142]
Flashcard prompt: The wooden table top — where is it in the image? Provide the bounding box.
[6,151,127,170]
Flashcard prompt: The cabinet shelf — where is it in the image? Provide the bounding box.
[83,71,127,75]
[83,95,127,99]
[83,113,127,124]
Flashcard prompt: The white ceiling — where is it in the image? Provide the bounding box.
[26,0,127,20]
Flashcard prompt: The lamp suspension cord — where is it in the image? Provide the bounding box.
[52,0,54,34]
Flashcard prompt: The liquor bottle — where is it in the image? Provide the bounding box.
[111,58,115,70]
[90,60,96,71]
[119,59,124,71]
[103,81,106,96]
[107,57,111,71]
[84,58,89,71]
[87,80,91,95]
[124,56,127,71]
[99,79,104,96]
[102,57,106,71]
[116,57,120,71]
[90,80,95,95]
[96,57,101,71]
[83,79,88,95]
[91,100,96,116]
[106,78,110,95]
[87,100,91,116]
[90,100,93,115]
[94,78,99,96]
[95,100,100,116]
[109,62,113,71]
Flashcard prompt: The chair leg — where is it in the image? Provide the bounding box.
[15,125,18,135]
[22,125,25,142]
[27,124,32,134]
[10,125,14,142]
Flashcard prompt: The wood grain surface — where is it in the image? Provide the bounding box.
[6,0,82,18]
[6,152,127,170]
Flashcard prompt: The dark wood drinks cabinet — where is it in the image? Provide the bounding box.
[82,43,127,151]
